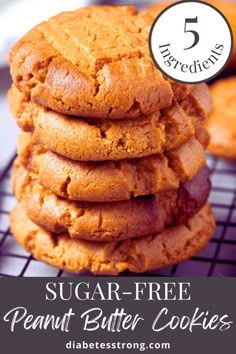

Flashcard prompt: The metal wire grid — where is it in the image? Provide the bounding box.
[0,153,236,277]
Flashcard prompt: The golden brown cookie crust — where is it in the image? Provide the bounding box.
[9,5,194,119]
[10,203,215,275]
[17,132,206,202]
[206,77,236,159]
[9,84,211,160]
[12,162,210,241]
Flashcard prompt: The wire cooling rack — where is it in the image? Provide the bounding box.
[0,153,236,277]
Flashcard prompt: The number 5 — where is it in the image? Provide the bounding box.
[184,17,199,50]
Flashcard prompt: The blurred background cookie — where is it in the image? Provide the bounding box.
[206,77,236,159]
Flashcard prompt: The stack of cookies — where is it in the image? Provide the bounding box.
[8,6,215,275]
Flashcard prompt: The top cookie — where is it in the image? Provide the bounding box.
[9,5,192,119]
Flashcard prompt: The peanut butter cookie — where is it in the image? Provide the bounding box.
[10,203,215,275]
[9,6,193,119]
[12,162,210,241]
[17,132,206,202]
[9,84,211,160]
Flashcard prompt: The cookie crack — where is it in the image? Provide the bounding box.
[43,22,146,101]
[25,230,38,252]
[60,175,71,199]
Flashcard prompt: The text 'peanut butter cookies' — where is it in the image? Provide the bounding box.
[10,203,215,275]
[9,6,194,119]
[9,84,211,160]
[18,132,206,202]
[12,163,210,241]
[206,77,236,159]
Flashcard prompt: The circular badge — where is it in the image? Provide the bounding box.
[149,1,233,83]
